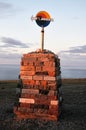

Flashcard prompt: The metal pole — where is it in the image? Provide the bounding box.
[40,27,44,51]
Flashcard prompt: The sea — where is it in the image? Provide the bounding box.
[0,64,86,80]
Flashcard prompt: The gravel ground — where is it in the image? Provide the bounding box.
[0,80,86,130]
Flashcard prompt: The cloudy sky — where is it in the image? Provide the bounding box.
[0,0,86,69]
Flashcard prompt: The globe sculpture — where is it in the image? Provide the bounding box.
[31,11,53,51]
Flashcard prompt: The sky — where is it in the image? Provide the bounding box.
[0,0,86,69]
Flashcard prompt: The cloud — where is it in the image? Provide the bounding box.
[72,16,80,20]
[0,36,35,64]
[0,2,13,16]
[69,45,86,53]
[0,48,21,58]
[0,37,30,48]
[58,45,86,69]
[0,52,21,59]
[0,2,23,18]
[0,48,21,64]
[0,2,12,9]
[0,53,21,64]
[0,36,34,64]
[60,45,86,54]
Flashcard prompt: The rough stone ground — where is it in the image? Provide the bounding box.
[0,79,86,130]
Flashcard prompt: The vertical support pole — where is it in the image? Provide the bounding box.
[40,27,44,51]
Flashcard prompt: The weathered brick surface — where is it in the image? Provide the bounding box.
[20,70,35,76]
[20,66,35,71]
[21,76,32,80]
[14,49,62,120]
[19,98,35,104]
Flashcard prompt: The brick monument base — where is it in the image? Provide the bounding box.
[14,49,62,121]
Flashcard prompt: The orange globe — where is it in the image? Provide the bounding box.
[36,11,51,27]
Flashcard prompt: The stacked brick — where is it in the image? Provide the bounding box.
[14,49,62,120]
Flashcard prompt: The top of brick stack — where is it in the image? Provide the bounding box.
[23,49,58,58]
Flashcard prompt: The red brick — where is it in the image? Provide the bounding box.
[44,61,55,67]
[47,81,57,86]
[35,80,41,86]
[20,76,32,80]
[50,100,58,105]
[49,105,58,109]
[35,66,42,72]
[20,66,35,71]
[48,109,58,115]
[22,89,39,94]
[48,90,57,96]
[44,76,56,81]
[35,98,50,105]
[43,66,55,72]
[20,103,31,107]
[47,81,57,90]
[40,80,47,89]
[33,75,43,80]
[22,57,37,62]
[49,104,59,115]
[20,71,35,76]
[48,71,55,76]
[21,93,36,98]
[34,61,44,66]
[22,80,35,87]
[19,98,35,104]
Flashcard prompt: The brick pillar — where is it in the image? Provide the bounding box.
[14,49,62,121]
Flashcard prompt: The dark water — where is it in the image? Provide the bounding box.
[0,64,20,80]
[61,68,86,79]
[0,64,86,80]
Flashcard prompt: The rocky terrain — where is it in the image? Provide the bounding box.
[0,79,86,130]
